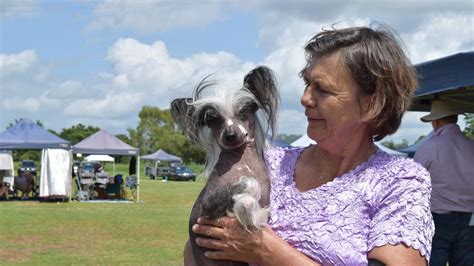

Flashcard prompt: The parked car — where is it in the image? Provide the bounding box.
[20,160,37,176]
[145,161,183,180]
[78,161,95,178]
[168,165,196,181]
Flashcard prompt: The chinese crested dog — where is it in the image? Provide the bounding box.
[171,66,279,265]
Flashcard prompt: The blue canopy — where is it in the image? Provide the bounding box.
[410,51,474,112]
[141,149,182,162]
[72,129,138,156]
[0,118,70,149]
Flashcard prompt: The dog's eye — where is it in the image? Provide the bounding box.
[202,110,222,126]
[238,102,258,116]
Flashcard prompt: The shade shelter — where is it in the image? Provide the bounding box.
[0,118,70,150]
[291,135,407,157]
[0,118,72,200]
[141,149,182,162]
[410,51,474,112]
[72,129,140,202]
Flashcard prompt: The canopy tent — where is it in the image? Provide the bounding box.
[0,118,70,149]
[84,154,116,176]
[141,149,182,162]
[72,129,140,202]
[0,151,15,190]
[0,118,72,199]
[410,51,474,113]
[84,154,115,162]
[73,129,138,155]
[291,135,408,157]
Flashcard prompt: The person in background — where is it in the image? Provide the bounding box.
[186,24,434,265]
[414,100,474,266]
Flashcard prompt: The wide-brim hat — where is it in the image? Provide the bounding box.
[420,100,460,122]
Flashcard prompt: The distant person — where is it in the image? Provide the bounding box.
[414,100,474,266]
[94,162,103,174]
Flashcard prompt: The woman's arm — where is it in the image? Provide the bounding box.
[192,216,321,266]
[368,244,427,266]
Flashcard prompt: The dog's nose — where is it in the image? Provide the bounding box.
[224,128,237,144]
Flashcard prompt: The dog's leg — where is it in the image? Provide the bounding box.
[228,177,269,233]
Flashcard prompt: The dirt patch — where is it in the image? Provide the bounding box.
[0,248,32,263]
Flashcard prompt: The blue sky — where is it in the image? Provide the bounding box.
[1,0,473,145]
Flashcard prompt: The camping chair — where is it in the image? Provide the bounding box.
[78,172,94,200]
[94,172,109,199]
[1,176,14,199]
[124,175,137,200]
[106,174,123,199]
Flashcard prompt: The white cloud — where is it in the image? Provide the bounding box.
[87,0,228,33]
[404,13,474,63]
[2,97,40,112]
[44,80,88,99]
[105,38,256,109]
[64,91,145,118]
[0,49,37,75]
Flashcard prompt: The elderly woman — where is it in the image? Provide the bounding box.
[189,25,434,265]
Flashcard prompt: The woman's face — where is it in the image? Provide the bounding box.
[300,51,370,151]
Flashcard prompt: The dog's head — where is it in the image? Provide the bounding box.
[171,66,279,175]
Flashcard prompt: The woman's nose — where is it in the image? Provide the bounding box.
[301,87,316,108]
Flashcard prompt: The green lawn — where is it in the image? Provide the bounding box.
[0,164,206,265]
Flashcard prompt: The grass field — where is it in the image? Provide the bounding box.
[0,163,206,265]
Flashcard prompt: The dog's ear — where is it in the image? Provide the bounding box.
[243,66,280,137]
[170,98,198,141]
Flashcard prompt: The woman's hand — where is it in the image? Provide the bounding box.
[192,216,269,263]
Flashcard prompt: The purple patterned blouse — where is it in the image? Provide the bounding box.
[265,146,434,265]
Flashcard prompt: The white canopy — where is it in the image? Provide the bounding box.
[0,151,14,187]
[84,154,114,162]
[84,154,115,176]
[0,151,14,171]
[291,135,408,157]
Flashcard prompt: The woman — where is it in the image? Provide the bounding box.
[189,25,434,265]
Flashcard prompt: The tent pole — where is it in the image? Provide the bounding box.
[136,155,140,203]
[69,149,73,202]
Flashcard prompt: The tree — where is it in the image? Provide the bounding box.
[464,114,474,139]
[129,106,205,164]
[58,123,100,145]
[276,134,301,145]
[381,139,409,150]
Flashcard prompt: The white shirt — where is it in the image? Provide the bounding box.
[414,123,474,213]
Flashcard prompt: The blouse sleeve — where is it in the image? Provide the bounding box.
[367,162,434,260]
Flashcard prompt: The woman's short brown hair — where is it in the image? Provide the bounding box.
[300,24,418,141]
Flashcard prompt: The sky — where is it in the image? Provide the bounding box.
[1,0,473,145]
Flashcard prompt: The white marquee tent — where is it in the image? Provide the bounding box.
[84,154,116,176]
[291,135,408,157]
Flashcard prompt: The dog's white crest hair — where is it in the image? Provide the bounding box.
[189,85,269,178]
